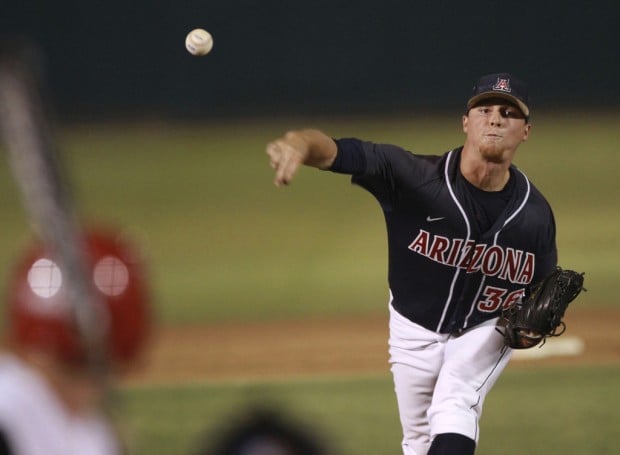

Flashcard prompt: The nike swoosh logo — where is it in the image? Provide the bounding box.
[426,216,446,222]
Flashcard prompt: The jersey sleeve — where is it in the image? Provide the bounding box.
[533,202,558,283]
[330,138,436,210]
[329,138,367,175]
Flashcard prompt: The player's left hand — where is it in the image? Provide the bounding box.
[499,267,585,349]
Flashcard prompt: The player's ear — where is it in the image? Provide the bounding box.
[462,114,469,133]
[522,123,532,141]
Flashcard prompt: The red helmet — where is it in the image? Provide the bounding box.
[5,229,151,367]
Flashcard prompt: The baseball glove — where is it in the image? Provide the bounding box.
[499,267,585,349]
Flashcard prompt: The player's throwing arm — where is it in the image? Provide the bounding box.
[266,129,337,187]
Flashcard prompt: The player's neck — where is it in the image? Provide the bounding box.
[459,150,511,192]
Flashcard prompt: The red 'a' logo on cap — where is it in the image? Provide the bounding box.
[493,78,511,93]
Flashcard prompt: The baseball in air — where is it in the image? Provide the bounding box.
[185,28,213,56]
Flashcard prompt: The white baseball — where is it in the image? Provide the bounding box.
[185,28,213,56]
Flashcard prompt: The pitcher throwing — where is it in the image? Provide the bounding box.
[265,73,571,454]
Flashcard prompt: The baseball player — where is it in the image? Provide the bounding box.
[265,73,557,454]
[0,230,151,455]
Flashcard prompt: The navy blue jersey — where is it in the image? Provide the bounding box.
[330,138,557,334]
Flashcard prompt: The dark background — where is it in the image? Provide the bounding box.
[2,0,618,121]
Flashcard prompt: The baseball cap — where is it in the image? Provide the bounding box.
[467,73,530,119]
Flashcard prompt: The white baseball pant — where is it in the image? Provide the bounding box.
[388,303,512,455]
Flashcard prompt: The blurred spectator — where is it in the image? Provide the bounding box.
[0,230,151,455]
[195,406,331,455]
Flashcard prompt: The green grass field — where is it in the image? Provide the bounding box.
[1,112,617,323]
[1,112,618,454]
[118,365,620,455]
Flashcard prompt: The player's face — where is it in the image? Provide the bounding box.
[462,100,531,163]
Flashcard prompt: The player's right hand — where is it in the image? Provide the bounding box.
[266,132,310,187]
